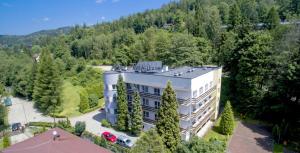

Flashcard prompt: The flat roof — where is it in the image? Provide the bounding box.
[1,128,111,153]
[156,66,219,79]
[105,66,220,79]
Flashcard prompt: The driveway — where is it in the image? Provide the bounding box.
[7,97,138,143]
[228,121,273,153]
[7,97,53,125]
[70,110,138,143]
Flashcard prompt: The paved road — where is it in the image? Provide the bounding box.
[7,97,138,143]
[228,121,273,153]
[7,97,53,125]
[69,110,138,143]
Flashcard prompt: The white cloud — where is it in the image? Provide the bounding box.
[95,0,105,4]
[43,17,50,22]
[112,0,120,3]
[101,16,106,20]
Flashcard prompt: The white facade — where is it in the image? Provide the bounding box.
[103,64,222,141]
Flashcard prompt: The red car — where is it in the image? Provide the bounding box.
[102,131,117,143]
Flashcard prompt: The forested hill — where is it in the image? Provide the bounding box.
[0,26,71,47]
[0,0,300,151]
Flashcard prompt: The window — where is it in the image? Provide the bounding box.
[112,84,117,90]
[199,87,203,95]
[155,114,158,120]
[113,94,117,102]
[154,88,160,95]
[114,109,117,114]
[205,84,208,91]
[209,81,213,88]
[134,84,140,91]
[192,120,196,125]
[142,85,148,93]
[142,98,149,106]
[127,95,132,102]
[198,102,202,107]
[192,105,196,111]
[198,115,202,120]
[126,83,132,90]
[143,111,149,118]
[128,107,132,112]
[193,90,198,98]
[155,101,160,109]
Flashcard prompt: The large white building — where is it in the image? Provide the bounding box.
[103,61,222,140]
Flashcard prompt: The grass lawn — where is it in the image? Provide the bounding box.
[273,144,283,153]
[58,80,84,117]
[58,80,105,117]
[204,117,238,143]
[0,138,3,150]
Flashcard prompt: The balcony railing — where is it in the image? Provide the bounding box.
[179,85,217,105]
[143,118,156,124]
[191,108,215,134]
[192,97,216,118]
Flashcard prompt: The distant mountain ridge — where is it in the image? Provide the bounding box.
[0,26,72,47]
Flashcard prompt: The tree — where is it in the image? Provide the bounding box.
[33,49,61,114]
[116,75,129,131]
[156,81,180,152]
[0,82,4,99]
[131,91,143,136]
[229,3,242,29]
[75,121,86,136]
[220,101,235,135]
[3,135,11,148]
[79,88,90,113]
[131,128,167,153]
[265,7,280,30]
[26,61,37,99]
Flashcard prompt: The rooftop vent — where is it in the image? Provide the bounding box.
[178,72,183,76]
[174,73,178,76]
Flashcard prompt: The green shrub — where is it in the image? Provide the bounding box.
[220,101,235,135]
[79,89,89,113]
[88,94,99,108]
[28,122,54,127]
[3,135,10,148]
[75,121,86,136]
[57,118,71,129]
[101,119,111,128]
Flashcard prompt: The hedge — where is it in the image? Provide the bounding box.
[28,122,54,128]
[81,105,102,114]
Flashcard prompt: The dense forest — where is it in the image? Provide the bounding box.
[0,0,299,151]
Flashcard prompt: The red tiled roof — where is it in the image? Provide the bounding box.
[1,128,111,153]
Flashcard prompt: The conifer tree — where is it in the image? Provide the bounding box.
[266,7,280,30]
[131,90,143,136]
[229,3,242,29]
[220,101,235,135]
[79,88,90,113]
[33,49,61,114]
[26,61,37,100]
[156,81,180,152]
[116,75,128,131]
[131,128,167,153]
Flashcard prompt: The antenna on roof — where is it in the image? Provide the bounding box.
[53,130,60,141]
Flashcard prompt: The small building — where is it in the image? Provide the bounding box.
[3,97,12,106]
[1,128,111,153]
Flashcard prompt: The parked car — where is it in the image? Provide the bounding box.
[116,136,133,148]
[102,131,117,143]
[12,122,22,131]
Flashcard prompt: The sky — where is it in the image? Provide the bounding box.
[0,0,172,35]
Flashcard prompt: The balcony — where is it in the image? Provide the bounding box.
[191,108,215,134]
[143,118,156,124]
[192,97,216,118]
[179,85,217,105]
